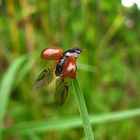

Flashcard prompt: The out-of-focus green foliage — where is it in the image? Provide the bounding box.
[0,0,140,139]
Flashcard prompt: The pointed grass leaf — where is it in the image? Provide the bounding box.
[0,55,27,138]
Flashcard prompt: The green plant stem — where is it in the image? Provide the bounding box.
[73,77,95,140]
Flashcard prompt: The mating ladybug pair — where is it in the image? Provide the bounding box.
[35,47,83,105]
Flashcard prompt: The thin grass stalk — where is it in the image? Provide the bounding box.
[73,77,95,140]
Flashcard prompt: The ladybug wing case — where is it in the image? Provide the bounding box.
[62,56,77,78]
[41,47,63,60]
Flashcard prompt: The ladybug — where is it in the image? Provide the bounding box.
[41,47,83,78]
[35,47,83,106]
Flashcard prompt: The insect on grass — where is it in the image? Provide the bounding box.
[34,47,83,106]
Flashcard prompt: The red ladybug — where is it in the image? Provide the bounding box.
[35,47,83,105]
[41,47,82,78]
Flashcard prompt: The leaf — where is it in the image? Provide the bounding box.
[73,77,95,140]
[0,55,27,138]
[2,108,140,135]
[15,58,34,87]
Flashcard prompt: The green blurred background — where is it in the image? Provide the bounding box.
[0,0,140,139]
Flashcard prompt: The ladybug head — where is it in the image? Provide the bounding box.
[73,48,83,54]
[64,48,84,58]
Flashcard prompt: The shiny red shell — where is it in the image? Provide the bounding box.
[41,47,63,60]
[62,56,77,78]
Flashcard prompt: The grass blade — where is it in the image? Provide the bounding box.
[15,58,34,87]
[2,108,140,135]
[73,77,95,140]
[0,56,26,138]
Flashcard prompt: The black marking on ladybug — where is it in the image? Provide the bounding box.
[55,55,68,76]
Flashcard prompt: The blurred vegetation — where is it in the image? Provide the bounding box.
[0,0,140,139]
